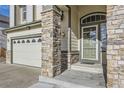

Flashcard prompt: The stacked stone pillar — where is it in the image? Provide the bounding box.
[107,5,124,87]
[41,6,61,77]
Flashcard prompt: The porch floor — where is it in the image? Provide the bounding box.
[31,63,105,88]
[55,69,105,88]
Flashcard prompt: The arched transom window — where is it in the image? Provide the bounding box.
[81,12,106,25]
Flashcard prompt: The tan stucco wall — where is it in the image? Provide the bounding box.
[78,5,106,19]
[70,6,78,51]
[60,6,68,51]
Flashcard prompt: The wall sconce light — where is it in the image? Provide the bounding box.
[61,11,64,21]
[61,32,65,38]
[26,26,31,30]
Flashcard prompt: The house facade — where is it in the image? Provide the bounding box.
[0,15,9,62]
[4,5,124,88]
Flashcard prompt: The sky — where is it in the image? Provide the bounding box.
[0,5,9,17]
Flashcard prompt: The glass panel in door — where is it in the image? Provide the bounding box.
[82,26,98,60]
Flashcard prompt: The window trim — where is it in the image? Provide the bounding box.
[20,5,27,24]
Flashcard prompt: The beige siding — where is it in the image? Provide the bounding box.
[27,6,33,22]
[35,5,43,21]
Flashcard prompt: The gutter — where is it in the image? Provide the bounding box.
[65,5,72,69]
[65,5,71,52]
[3,20,41,33]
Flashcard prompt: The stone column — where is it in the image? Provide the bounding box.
[107,5,124,87]
[41,5,61,77]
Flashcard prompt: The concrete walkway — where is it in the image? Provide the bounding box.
[0,63,40,88]
[30,63,105,88]
[31,69,105,88]
[55,70,105,88]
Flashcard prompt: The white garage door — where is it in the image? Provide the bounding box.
[12,37,42,67]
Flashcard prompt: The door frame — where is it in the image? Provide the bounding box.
[81,25,99,62]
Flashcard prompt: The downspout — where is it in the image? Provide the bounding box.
[14,5,16,26]
[65,5,71,70]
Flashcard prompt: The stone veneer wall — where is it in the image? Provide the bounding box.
[61,51,68,73]
[70,51,79,64]
[107,5,124,87]
[41,6,62,77]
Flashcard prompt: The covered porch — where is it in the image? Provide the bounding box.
[58,5,107,83]
[60,5,107,87]
[30,5,124,88]
[39,5,107,88]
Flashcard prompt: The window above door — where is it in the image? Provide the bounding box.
[81,12,106,25]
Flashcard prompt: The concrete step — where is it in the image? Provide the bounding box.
[37,69,105,88]
[36,63,105,88]
[37,76,88,88]
[71,63,103,74]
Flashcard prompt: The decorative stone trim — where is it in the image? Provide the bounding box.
[70,51,79,64]
[61,51,68,73]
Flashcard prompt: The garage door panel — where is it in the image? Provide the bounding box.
[12,37,41,67]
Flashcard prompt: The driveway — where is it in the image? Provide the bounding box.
[0,63,40,88]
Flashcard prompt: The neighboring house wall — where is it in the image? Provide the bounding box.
[0,31,6,62]
[0,15,9,62]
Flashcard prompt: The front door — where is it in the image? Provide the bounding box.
[81,25,99,63]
